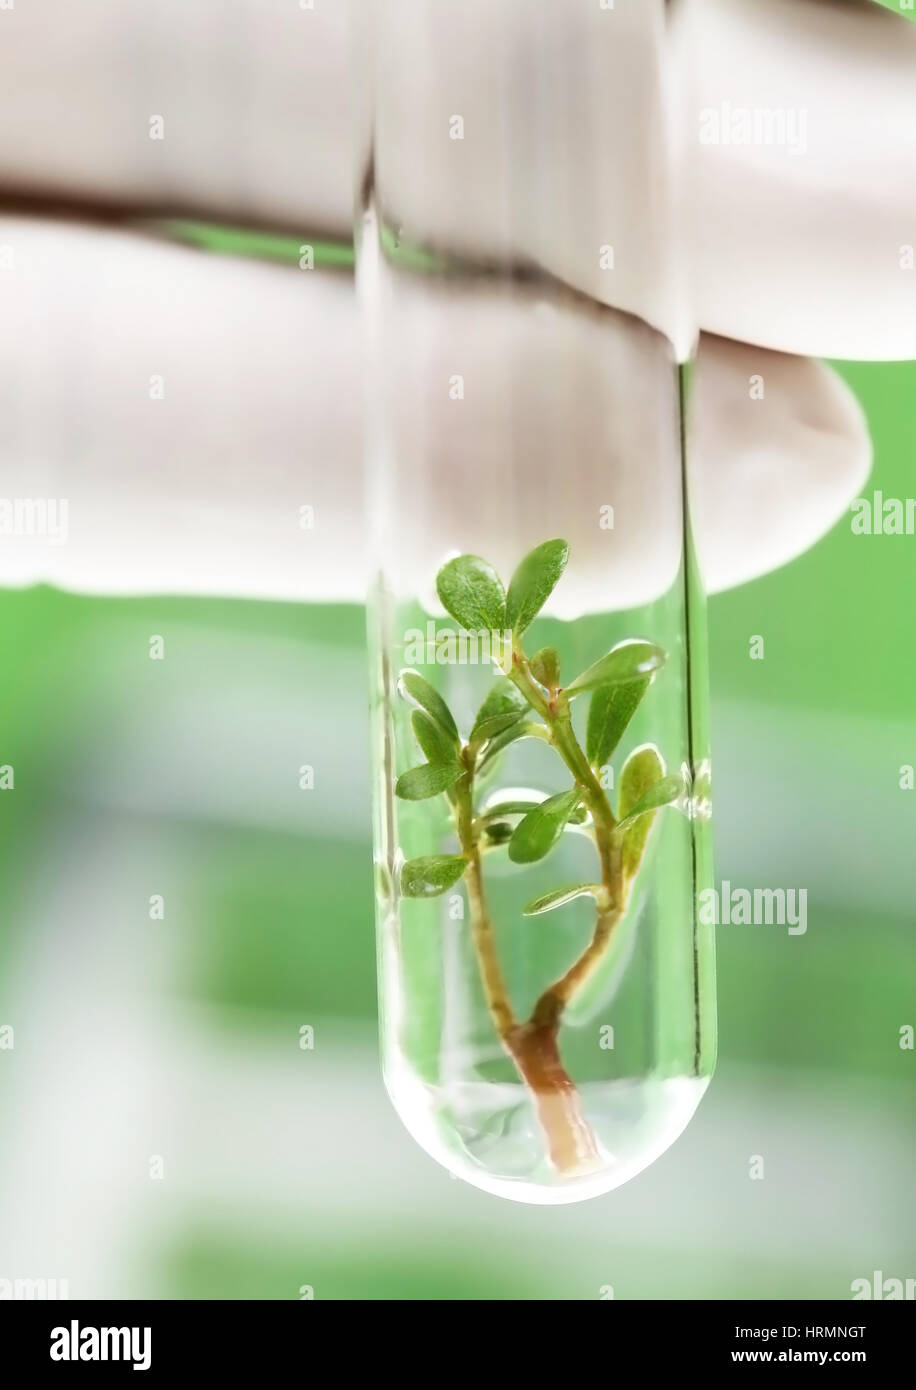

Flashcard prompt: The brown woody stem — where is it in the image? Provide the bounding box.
[504,1020,600,1172]
[457,671,629,1176]
[454,766,516,1039]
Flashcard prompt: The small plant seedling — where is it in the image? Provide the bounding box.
[394,540,681,1175]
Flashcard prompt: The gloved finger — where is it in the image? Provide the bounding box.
[690,334,870,593]
[0,221,869,605]
[2,1,914,360]
[0,0,360,235]
[374,0,916,360]
[683,0,916,360]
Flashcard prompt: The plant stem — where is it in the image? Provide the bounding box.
[456,650,635,1177]
[507,651,628,1008]
[503,1021,601,1172]
[530,900,623,1029]
[454,761,516,1039]
[455,750,600,1174]
[504,651,634,1139]
[529,718,626,1026]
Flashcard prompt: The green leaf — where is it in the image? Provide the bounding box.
[618,745,665,819]
[479,797,545,820]
[523,882,602,916]
[435,554,506,633]
[529,646,561,691]
[469,677,527,744]
[617,746,669,879]
[477,720,547,769]
[585,678,649,769]
[399,669,459,744]
[508,788,582,865]
[616,774,682,832]
[411,710,459,768]
[565,641,665,697]
[505,539,569,636]
[481,793,588,825]
[472,712,523,743]
[395,763,464,801]
[401,854,467,898]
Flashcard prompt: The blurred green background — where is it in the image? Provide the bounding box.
[875,0,916,21]
[0,352,913,1299]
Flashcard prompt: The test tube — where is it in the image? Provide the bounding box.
[357,0,715,1203]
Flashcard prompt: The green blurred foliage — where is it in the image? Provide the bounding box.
[169,1231,548,1301]
[184,828,374,1017]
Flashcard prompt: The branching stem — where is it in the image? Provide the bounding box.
[507,651,628,1026]
[454,758,516,1039]
[454,647,633,1175]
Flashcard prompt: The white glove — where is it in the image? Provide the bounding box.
[1,0,911,602]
